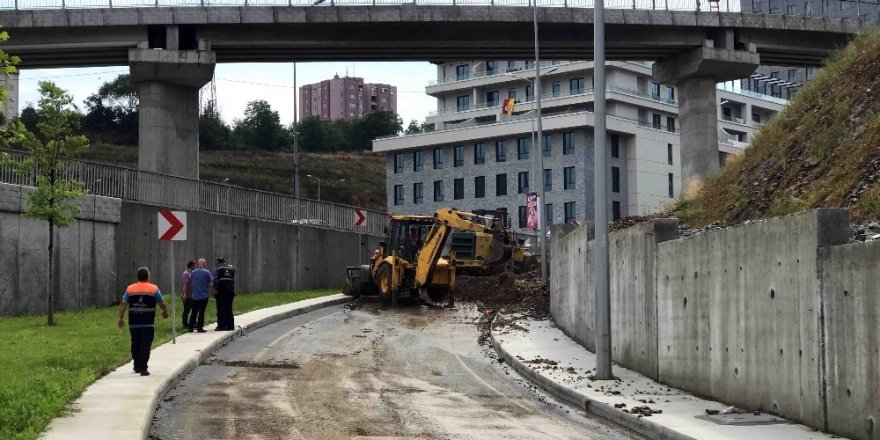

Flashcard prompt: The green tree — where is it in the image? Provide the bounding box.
[349,110,403,150]
[232,100,286,150]
[0,82,90,325]
[199,100,230,150]
[404,119,422,135]
[83,74,138,145]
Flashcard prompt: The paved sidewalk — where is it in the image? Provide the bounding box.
[40,294,348,440]
[491,315,842,440]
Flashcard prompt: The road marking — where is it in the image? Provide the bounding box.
[254,310,342,361]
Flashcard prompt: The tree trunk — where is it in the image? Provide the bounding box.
[47,218,55,326]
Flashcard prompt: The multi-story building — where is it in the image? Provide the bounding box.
[740,0,879,99]
[300,74,397,121]
[373,60,786,232]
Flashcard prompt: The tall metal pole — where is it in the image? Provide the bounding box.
[293,63,301,198]
[593,0,613,379]
[533,0,548,286]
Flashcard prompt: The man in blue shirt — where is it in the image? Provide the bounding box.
[116,267,168,376]
[188,258,213,333]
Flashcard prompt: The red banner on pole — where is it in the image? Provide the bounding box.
[526,192,538,230]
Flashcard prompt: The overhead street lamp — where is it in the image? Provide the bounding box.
[505,66,559,288]
[306,174,345,201]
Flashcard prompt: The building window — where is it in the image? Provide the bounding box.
[507,60,517,72]
[518,171,529,194]
[413,151,423,172]
[454,145,464,167]
[486,60,498,75]
[563,132,574,155]
[570,77,584,95]
[474,143,485,165]
[525,60,534,69]
[652,114,662,129]
[564,202,576,223]
[454,178,464,200]
[545,203,553,226]
[612,201,621,221]
[517,137,530,160]
[544,169,552,191]
[475,176,485,199]
[552,82,561,97]
[668,144,673,165]
[433,148,444,169]
[667,117,676,133]
[542,134,552,157]
[611,133,619,158]
[496,141,507,162]
[456,64,469,81]
[806,67,814,80]
[526,85,534,101]
[413,183,424,204]
[394,184,404,206]
[518,206,527,228]
[666,86,675,103]
[486,90,500,107]
[612,167,620,193]
[496,173,507,196]
[508,88,517,100]
[788,69,797,82]
[651,82,660,98]
[456,95,470,112]
[563,166,575,190]
[433,180,444,202]
[668,173,674,198]
[393,153,404,174]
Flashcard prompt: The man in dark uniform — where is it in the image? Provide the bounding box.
[116,267,169,376]
[213,258,237,331]
[181,261,195,331]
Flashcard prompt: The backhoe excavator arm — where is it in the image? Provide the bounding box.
[415,208,502,288]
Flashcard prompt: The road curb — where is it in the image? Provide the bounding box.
[139,294,350,439]
[489,317,694,440]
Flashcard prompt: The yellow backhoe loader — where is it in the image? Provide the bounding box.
[344,208,513,305]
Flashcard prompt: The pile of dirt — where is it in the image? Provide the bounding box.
[673,30,880,227]
[453,269,550,345]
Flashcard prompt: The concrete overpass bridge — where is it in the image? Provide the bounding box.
[0,3,870,185]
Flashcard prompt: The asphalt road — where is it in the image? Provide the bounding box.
[149,301,643,440]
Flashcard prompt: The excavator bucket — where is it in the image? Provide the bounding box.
[484,234,514,267]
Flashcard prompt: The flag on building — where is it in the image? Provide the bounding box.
[502,98,516,116]
[526,192,539,230]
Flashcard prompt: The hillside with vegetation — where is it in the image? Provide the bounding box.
[78,144,387,211]
[675,30,880,227]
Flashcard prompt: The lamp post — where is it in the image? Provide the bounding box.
[293,62,301,198]
[306,175,345,201]
[506,64,558,287]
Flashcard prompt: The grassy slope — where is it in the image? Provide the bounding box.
[674,30,880,226]
[0,289,336,440]
[78,145,387,211]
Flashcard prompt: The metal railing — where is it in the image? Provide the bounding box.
[0,151,389,236]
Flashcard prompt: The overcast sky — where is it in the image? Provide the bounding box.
[18,61,438,127]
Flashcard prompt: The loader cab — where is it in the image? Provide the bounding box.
[387,215,435,262]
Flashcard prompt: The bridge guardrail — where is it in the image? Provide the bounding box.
[0,151,389,236]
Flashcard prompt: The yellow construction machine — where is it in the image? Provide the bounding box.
[343,208,513,305]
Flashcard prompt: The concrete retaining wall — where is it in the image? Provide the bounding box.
[0,183,382,316]
[550,209,880,438]
[114,202,382,298]
[0,183,121,316]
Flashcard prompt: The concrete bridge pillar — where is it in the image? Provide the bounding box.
[129,47,215,179]
[653,44,759,190]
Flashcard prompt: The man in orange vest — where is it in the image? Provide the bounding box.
[117,267,169,376]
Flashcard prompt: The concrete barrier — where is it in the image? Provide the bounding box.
[549,208,880,438]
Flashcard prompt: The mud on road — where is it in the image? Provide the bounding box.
[149,302,643,440]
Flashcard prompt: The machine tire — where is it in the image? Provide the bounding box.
[376,262,394,298]
[342,277,358,296]
[426,285,450,303]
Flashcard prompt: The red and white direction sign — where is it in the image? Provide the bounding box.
[158,210,187,241]
[354,209,366,227]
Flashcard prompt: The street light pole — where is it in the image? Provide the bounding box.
[593,0,613,380]
[532,0,548,287]
[293,62,301,198]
